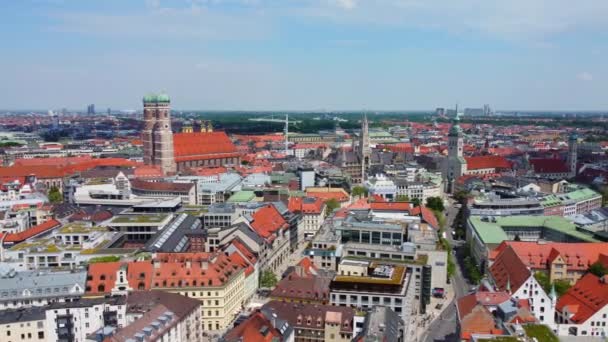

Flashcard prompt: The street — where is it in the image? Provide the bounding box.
[421,198,470,342]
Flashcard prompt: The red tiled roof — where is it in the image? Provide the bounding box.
[271,273,331,303]
[173,131,238,159]
[530,158,569,173]
[288,197,325,214]
[86,261,154,295]
[465,155,512,170]
[151,252,248,288]
[133,165,163,178]
[489,245,531,293]
[489,241,608,272]
[420,206,439,229]
[557,274,608,323]
[370,202,412,212]
[224,311,282,342]
[456,295,503,341]
[3,219,61,243]
[296,257,319,277]
[250,205,288,239]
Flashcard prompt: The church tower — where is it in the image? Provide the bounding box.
[142,93,176,175]
[567,132,578,178]
[359,114,371,183]
[444,107,467,193]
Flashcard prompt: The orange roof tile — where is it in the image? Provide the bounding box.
[250,205,288,239]
[4,219,61,243]
[489,241,608,272]
[557,274,608,323]
[465,155,512,170]
[288,197,325,214]
[370,201,412,212]
[173,131,238,158]
[86,261,153,295]
[223,311,282,342]
[489,245,531,293]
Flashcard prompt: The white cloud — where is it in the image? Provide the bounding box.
[295,0,608,42]
[577,72,593,81]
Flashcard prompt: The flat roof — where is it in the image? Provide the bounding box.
[469,215,598,245]
[110,214,171,224]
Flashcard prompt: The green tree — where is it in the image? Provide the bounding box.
[588,261,608,277]
[47,186,63,204]
[396,195,410,202]
[554,279,572,297]
[412,198,421,207]
[425,197,445,212]
[259,270,278,288]
[325,198,340,216]
[351,186,368,197]
[534,271,551,293]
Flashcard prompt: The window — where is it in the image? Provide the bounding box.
[38,332,44,339]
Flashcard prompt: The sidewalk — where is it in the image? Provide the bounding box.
[412,282,455,341]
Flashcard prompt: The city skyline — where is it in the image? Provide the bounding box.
[1,1,607,110]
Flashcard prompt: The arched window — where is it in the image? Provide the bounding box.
[97,284,105,292]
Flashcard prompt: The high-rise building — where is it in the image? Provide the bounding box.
[107,107,111,115]
[358,113,371,183]
[142,93,176,175]
[435,108,445,116]
[87,104,95,115]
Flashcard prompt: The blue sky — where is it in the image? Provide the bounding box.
[1,0,607,111]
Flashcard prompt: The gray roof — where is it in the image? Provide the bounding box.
[0,307,46,324]
[0,269,87,301]
[145,214,203,252]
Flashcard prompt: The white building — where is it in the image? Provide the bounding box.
[45,296,127,342]
[0,267,86,310]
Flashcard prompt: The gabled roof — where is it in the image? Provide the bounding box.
[223,311,283,342]
[489,245,531,293]
[85,261,153,295]
[250,205,288,239]
[173,131,239,161]
[530,158,569,173]
[557,274,608,323]
[288,196,325,214]
[465,155,512,170]
[489,241,608,272]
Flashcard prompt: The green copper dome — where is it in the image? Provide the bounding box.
[143,93,170,103]
[156,93,170,103]
[143,94,157,103]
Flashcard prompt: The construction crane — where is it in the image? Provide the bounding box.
[248,115,301,155]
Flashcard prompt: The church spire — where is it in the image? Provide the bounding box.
[550,283,557,302]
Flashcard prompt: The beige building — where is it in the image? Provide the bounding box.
[0,307,46,342]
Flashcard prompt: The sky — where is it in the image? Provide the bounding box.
[1,0,607,111]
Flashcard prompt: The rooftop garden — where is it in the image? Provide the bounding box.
[110,214,169,224]
[523,324,559,342]
[59,223,107,234]
[334,265,405,285]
